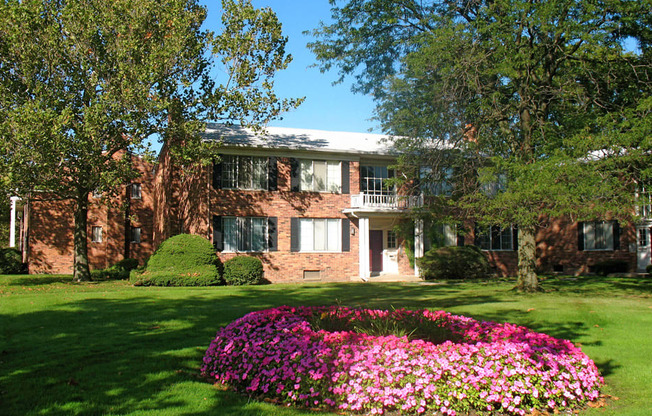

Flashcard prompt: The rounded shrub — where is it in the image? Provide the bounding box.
[0,248,23,274]
[130,234,222,286]
[223,256,263,286]
[417,245,491,280]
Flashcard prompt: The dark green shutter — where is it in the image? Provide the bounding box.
[341,161,350,194]
[613,221,620,250]
[267,157,278,191]
[213,216,223,251]
[290,218,300,252]
[268,217,278,251]
[212,160,222,189]
[342,219,350,252]
[577,222,584,251]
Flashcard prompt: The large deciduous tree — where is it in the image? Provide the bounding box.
[0,0,301,281]
[309,0,652,291]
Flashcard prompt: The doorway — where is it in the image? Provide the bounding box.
[369,230,383,273]
[637,226,651,272]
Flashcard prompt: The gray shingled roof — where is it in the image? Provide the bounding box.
[203,123,396,155]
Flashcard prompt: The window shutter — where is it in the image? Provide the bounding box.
[212,160,222,189]
[267,157,278,191]
[473,223,480,246]
[290,158,300,191]
[491,226,501,250]
[512,225,518,251]
[457,232,465,247]
[291,218,300,252]
[268,217,278,251]
[577,221,584,251]
[613,221,621,250]
[213,216,223,251]
[342,219,350,252]
[341,161,350,194]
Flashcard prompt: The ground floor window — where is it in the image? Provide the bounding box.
[580,221,619,251]
[130,227,141,244]
[476,225,515,251]
[91,226,103,243]
[299,218,341,252]
[223,217,268,252]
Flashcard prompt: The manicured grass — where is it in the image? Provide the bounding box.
[1,274,651,415]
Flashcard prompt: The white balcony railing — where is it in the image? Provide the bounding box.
[350,193,423,210]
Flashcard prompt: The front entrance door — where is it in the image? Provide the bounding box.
[637,226,651,272]
[369,230,383,272]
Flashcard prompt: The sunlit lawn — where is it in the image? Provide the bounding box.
[1,274,651,415]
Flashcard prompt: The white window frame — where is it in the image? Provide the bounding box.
[420,166,453,196]
[387,230,398,249]
[130,183,142,199]
[425,223,457,251]
[130,227,141,244]
[222,217,268,252]
[299,218,342,252]
[299,159,342,193]
[360,165,394,195]
[477,225,514,251]
[91,226,103,243]
[221,155,268,190]
[584,221,614,251]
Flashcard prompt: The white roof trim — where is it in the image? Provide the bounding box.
[203,123,397,156]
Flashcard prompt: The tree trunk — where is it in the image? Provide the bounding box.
[516,225,540,292]
[73,192,91,282]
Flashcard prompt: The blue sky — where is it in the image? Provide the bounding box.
[200,0,379,134]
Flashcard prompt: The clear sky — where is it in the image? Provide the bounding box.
[200,0,379,134]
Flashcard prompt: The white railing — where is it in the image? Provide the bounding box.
[350,193,423,210]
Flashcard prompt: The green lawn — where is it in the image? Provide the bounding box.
[1,274,651,416]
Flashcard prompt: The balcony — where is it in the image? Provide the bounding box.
[348,193,423,212]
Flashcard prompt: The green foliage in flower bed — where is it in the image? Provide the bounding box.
[130,234,222,286]
[223,256,263,286]
[91,258,140,280]
[418,245,492,280]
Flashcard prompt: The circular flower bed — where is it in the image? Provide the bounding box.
[201,306,603,415]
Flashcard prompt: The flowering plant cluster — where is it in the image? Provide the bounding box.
[201,306,603,415]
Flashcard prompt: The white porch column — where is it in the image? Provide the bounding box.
[414,219,424,276]
[9,196,20,248]
[358,216,370,280]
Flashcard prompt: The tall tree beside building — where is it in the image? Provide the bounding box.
[309,0,652,291]
[0,0,301,281]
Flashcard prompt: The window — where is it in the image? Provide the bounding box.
[91,226,103,243]
[477,225,515,251]
[299,218,341,252]
[221,155,267,190]
[387,230,397,249]
[131,183,142,199]
[582,221,616,251]
[425,223,458,251]
[130,227,141,244]
[300,160,341,192]
[480,173,507,197]
[420,166,453,196]
[361,165,394,195]
[222,217,268,252]
[92,189,103,198]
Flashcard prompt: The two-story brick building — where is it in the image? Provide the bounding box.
[9,123,649,281]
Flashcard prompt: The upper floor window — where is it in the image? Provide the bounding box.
[221,155,268,190]
[130,183,142,199]
[300,160,341,193]
[480,172,507,197]
[476,225,515,251]
[580,221,619,251]
[638,183,652,219]
[361,165,394,195]
[92,189,103,198]
[420,166,453,196]
[91,226,103,243]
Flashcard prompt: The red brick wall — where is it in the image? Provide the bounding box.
[27,155,156,274]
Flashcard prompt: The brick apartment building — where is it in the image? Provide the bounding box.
[8,124,651,281]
